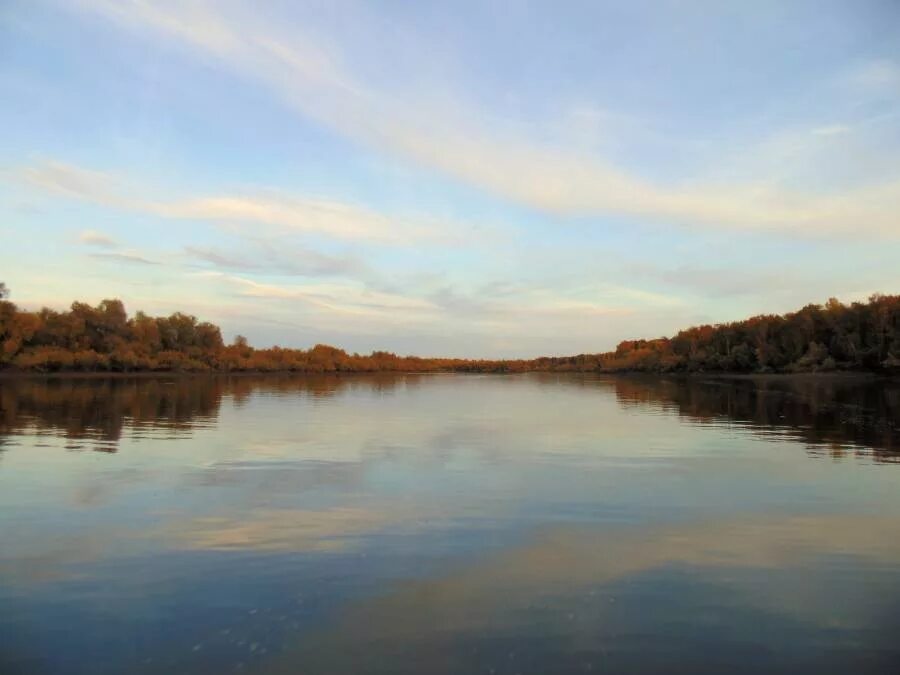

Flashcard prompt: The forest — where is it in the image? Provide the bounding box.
[0,282,898,375]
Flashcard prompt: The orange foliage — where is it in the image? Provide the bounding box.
[0,285,898,375]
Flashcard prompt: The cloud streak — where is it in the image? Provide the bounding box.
[19,158,686,352]
[74,0,900,237]
[88,252,159,265]
[23,160,478,246]
[197,272,439,320]
[184,243,368,279]
[78,229,118,248]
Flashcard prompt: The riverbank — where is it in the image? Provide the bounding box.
[1,368,895,380]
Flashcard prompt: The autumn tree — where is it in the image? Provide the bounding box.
[0,289,898,374]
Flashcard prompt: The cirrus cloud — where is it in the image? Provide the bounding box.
[72,0,900,237]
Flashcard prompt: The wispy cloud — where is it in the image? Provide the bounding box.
[20,158,679,348]
[88,252,159,265]
[184,270,684,353]
[22,161,119,202]
[426,284,637,322]
[161,194,454,244]
[202,272,438,318]
[22,160,479,246]
[73,223,158,265]
[72,1,900,237]
[184,243,368,279]
[811,125,850,137]
[841,59,900,94]
[78,229,118,248]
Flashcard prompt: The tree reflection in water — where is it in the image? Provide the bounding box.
[0,373,897,460]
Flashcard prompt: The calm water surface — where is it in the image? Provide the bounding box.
[1,373,900,674]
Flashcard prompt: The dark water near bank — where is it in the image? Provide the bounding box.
[1,373,900,674]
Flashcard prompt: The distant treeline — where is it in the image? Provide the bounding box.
[0,282,517,373]
[0,282,898,374]
[545,294,900,375]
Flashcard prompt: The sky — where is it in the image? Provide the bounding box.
[1,0,899,358]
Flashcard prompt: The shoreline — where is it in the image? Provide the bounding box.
[0,369,893,381]
[660,371,886,382]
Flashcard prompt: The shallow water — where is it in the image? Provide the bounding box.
[1,373,899,674]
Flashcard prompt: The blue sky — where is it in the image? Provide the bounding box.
[1,0,899,357]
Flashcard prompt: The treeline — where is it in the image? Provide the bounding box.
[0,283,523,373]
[0,282,898,374]
[541,294,900,374]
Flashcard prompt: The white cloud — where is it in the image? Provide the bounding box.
[78,229,118,248]
[811,125,850,137]
[158,194,451,244]
[88,251,159,265]
[19,157,691,351]
[21,160,476,245]
[184,243,367,278]
[23,161,121,204]
[842,60,900,94]
[186,270,685,353]
[72,1,900,237]
[207,273,438,320]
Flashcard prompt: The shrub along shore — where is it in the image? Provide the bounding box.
[1,283,898,375]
